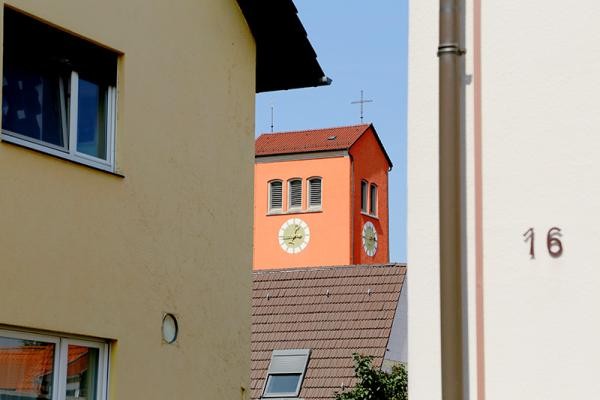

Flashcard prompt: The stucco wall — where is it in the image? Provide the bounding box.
[253,156,351,269]
[407,0,442,395]
[349,129,390,265]
[0,1,255,399]
[409,1,600,399]
[480,1,600,398]
[384,279,407,365]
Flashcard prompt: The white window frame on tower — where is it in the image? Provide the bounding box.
[268,180,283,213]
[288,178,302,210]
[360,180,368,213]
[369,183,378,216]
[307,177,322,210]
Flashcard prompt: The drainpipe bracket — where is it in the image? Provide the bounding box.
[437,45,466,57]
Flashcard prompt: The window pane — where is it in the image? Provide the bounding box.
[265,373,301,395]
[65,345,99,400]
[270,181,283,210]
[361,181,368,212]
[0,336,56,399]
[309,179,321,207]
[370,184,377,215]
[289,180,302,208]
[77,78,107,160]
[2,64,67,148]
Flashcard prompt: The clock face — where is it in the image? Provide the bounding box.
[278,218,310,254]
[362,221,378,257]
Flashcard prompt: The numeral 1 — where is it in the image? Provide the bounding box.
[523,227,535,259]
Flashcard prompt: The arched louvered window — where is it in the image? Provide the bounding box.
[369,183,378,215]
[269,180,283,212]
[288,179,302,209]
[308,177,322,208]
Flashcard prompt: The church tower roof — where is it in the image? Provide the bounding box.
[256,123,392,168]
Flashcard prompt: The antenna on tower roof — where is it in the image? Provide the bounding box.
[270,105,274,133]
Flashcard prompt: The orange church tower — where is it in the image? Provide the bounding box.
[253,124,392,269]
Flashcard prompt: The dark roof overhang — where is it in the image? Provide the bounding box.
[236,0,332,93]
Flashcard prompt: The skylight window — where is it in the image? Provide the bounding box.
[263,349,310,398]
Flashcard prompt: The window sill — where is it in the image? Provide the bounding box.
[267,209,322,216]
[1,136,124,178]
[361,211,379,219]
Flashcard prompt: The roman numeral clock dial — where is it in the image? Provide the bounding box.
[278,218,310,254]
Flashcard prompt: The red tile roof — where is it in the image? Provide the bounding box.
[255,124,371,156]
[251,264,406,400]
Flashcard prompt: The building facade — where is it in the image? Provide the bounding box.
[253,124,392,269]
[0,1,327,399]
[409,1,600,399]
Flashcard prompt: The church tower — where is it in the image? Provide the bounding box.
[253,124,392,269]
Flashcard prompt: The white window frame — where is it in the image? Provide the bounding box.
[288,178,303,211]
[1,71,117,172]
[360,180,368,213]
[262,349,310,398]
[307,177,322,210]
[268,180,284,213]
[369,183,378,216]
[0,328,110,400]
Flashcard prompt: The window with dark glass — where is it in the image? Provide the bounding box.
[2,8,117,171]
[288,179,302,209]
[308,177,322,208]
[361,180,368,212]
[269,180,283,211]
[369,183,377,215]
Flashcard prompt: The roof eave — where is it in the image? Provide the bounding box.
[255,148,349,158]
[236,0,331,93]
[351,123,394,170]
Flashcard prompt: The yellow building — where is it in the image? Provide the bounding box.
[0,1,328,399]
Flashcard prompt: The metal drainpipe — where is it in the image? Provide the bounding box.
[438,0,466,399]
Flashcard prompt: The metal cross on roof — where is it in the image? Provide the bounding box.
[351,90,373,122]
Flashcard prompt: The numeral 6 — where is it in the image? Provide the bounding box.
[546,227,563,258]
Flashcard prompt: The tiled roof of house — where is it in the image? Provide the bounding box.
[255,124,371,156]
[251,263,406,400]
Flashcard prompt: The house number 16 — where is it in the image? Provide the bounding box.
[523,227,563,259]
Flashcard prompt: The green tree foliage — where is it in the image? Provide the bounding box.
[335,354,408,400]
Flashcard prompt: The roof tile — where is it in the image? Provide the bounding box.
[255,124,370,156]
[252,264,406,400]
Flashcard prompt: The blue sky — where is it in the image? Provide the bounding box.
[255,0,408,262]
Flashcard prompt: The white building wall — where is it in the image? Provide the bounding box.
[407,0,442,398]
[481,2,600,398]
[409,1,600,399]
[384,280,408,365]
